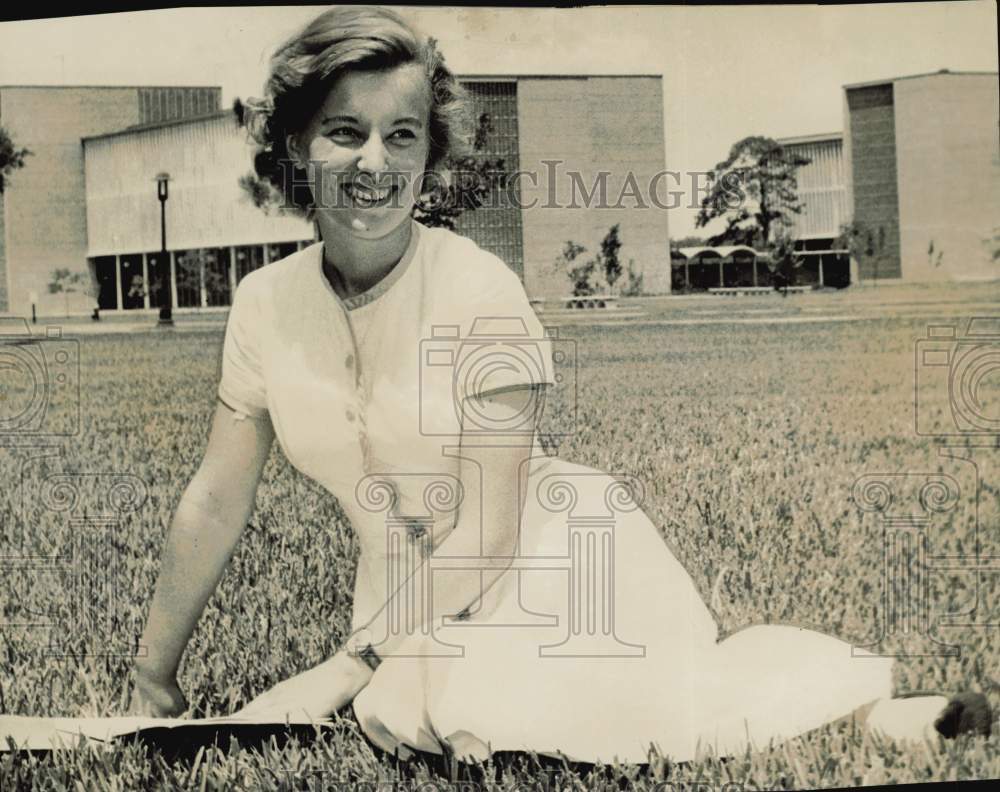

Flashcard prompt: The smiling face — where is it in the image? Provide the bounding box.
[288,63,432,242]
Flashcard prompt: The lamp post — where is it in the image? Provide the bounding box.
[155,172,173,326]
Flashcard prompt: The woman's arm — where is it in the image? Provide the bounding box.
[231,385,542,721]
[357,384,544,659]
[129,399,275,716]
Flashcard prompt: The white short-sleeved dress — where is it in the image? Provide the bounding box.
[218,220,893,765]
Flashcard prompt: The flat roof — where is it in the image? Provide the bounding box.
[778,132,842,146]
[459,73,662,79]
[0,84,221,90]
[82,109,233,143]
[843,69,998,90]
[78,72,661,142]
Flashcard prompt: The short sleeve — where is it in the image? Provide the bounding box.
[457,257,558,402]
[218,276,268,418]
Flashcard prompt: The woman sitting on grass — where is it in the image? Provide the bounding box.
[129,5,991,764]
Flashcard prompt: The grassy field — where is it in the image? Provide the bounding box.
[1,290,998,788]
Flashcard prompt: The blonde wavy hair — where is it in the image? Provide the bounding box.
[241,6,471,218]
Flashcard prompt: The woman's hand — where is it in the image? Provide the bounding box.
[233,651,375,721]
[128,670,189,718]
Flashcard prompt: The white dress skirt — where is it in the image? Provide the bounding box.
[215,220,894,765]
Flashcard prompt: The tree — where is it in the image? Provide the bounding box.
[552,225,641,297]
[47,268,96,317]
[411,110,508,231]
[621,258,644,297]
[0,125,32,194]
[553,240,596,297]
[837,220,889,286]
[670,235,707,251]
[765,230,805,294]
[599,224,623,291]
[695,136,810,248]
[238,171,286,215]
[986,226,1000,266]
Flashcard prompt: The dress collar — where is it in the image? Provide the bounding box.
[313,220,421,311]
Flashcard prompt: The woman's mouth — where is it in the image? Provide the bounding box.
[343,182,397,209]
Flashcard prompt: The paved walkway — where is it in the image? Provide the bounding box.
[6,282,995,337]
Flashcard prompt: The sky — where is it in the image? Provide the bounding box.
[0,3,997,237]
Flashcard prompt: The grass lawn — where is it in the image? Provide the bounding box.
[1,294,997,788]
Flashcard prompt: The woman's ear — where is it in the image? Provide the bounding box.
[285,133,304,170]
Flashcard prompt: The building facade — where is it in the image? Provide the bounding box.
[1,76,671,318]
[0,85,220,317]
[843,70,999,282]
[778,132,852,288]
[768,71,999,286]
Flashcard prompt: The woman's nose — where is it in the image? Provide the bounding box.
[357,133,389,174]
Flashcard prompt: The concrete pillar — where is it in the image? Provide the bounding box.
[199,251,208,308]
[169,251,178,308]
[141,253,150,309]
[818,256,825,287]
[262,243,271,266]
[684,260,690,291]
[718,260,724,288]
[114,255,123,311]
[228,248,237,298]
[752,258,758,287]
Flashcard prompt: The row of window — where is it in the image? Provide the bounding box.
[671,253,850,289]
[90,241,310,310]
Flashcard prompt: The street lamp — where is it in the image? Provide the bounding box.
[155,172,173,326]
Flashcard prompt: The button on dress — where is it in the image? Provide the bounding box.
[217,220,893,765]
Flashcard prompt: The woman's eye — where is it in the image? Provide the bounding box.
[329,128,360,141]
[390,129,417,143]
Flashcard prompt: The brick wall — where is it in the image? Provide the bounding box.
[0,191,7,312]
[845,83,902,280]
[0,86,221,318]
[137,87,221,126]
[894,73,1000,281]
[517,77,670,298]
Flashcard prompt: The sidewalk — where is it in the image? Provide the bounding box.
[7,314,229,337]
[5,279,994,336]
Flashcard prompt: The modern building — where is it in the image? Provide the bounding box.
[670,130,853,291]
[0,85,221,317]
[778,131,852,288]
[842,70,999,282]
[783,70,998,285]
[1,76,671,319]
[671,69,999,291]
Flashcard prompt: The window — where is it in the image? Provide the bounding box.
[119,254,144,309]
[454,81,524,279]
[234,245,265,284]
